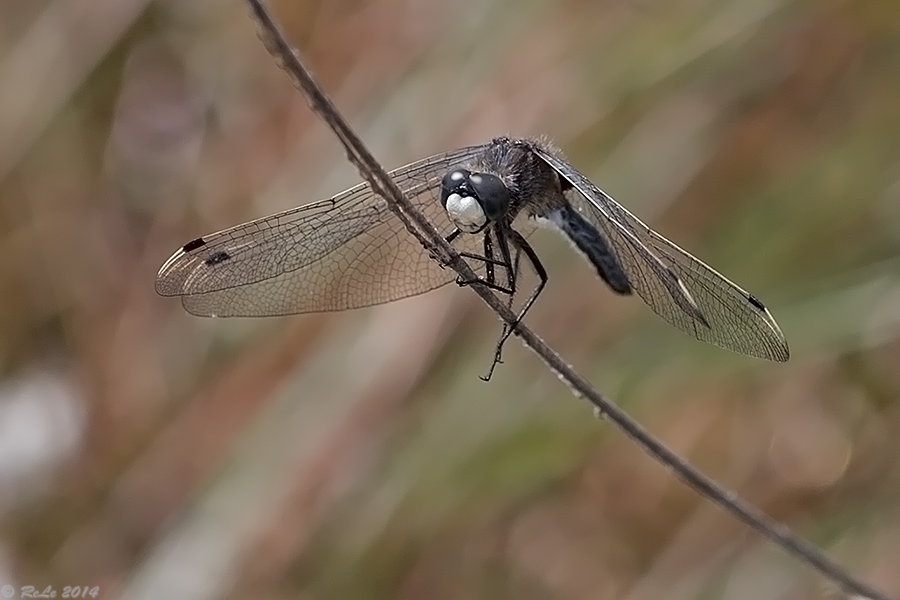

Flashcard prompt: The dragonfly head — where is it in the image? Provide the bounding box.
[441,169,510,233]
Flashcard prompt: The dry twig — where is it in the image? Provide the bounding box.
[242,2,888,598]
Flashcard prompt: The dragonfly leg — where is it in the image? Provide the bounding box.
[454,229,516,294]
[482,226,546,382]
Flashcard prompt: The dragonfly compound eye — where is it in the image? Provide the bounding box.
[442,169,487,233]
[468,173,510,222]
[440,169,470,208]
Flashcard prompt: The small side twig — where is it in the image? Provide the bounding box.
[243,2,888,599]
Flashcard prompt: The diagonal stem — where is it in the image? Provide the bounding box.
[242,2,889,599]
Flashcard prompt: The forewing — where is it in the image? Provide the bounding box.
[534,148,789,361]
[156,144,491,316]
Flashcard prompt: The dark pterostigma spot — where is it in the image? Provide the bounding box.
[205,251,231,266]
[182,238,207,252]
[747,294,766,311]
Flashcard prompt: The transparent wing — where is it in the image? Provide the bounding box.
[156,144,492,316]
[534,147,789,361]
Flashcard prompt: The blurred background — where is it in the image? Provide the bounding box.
[1,0,899,598]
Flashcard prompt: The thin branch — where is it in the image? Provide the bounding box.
[243,2,888,599]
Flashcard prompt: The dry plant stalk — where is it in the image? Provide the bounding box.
[241,1,887,598]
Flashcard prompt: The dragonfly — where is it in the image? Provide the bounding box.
[156,136,789,377]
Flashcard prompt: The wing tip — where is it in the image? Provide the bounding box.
[155,248,190,297]
[773,340,791,362]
